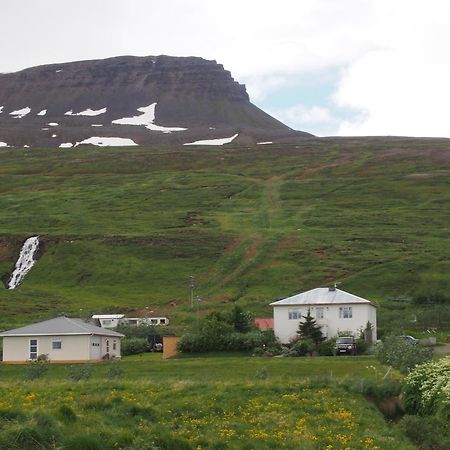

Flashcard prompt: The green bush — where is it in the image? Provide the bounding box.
[178,328,280,353]
[355,338,368,355]
[283,339,315,357]
[121,337,149,356]
[317,339,336,356]
[375,335,433,373]
[361,379,402,402]
[108,364,124,380]
[398,415,450,450]
[67,365,93,382]
[402,356,450,417]
[23,357,49,380]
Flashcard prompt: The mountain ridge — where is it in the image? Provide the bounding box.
[0,55,311,148]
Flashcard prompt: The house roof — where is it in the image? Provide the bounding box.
[0,316,124,337]
[254,318,274,331]
[270,288,376,307]
[92,314,125,319]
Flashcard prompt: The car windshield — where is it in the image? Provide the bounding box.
[337,337,354,344]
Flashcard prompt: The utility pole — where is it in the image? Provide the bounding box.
[189,276,195,309]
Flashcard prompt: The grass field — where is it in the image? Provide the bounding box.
[0,137,449,332]
[0,355,416,449]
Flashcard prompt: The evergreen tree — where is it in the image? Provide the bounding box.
[228,305,253,333]
[297,309,325,344]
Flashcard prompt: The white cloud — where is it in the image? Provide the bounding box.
[1,1,450,137]
[269,105,336,136]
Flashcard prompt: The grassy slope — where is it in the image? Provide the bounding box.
[0,356,415,449]
[0,138,449,329]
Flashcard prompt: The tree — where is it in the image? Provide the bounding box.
[297,309,325,345]
[228,305,253,333]
[375,335,433,374]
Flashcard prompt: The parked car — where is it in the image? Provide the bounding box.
[334,336,357,355]
[399,335,418,345]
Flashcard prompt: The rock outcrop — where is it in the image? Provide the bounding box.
[0,55,311,148]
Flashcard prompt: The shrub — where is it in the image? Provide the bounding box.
[361,379,403,402]
[398,415,450,450]
[121,337,149,356]
[116,323,161,338]
[355,338,368,355]
[283,339,315,357]
[402,356,450,417]
[255,367,268,380]
[67,365,93,382]
[177,329,278,353]
[375,335,433,373]
[317,339,335,356]
[108,364,124,380]
[24,357,49,380]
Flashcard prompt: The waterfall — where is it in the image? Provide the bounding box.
[7,236,40,289]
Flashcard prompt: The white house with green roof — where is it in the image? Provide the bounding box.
[270,287,377,344]
[0,316,124,363]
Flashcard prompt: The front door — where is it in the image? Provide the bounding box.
[90,336,101,360]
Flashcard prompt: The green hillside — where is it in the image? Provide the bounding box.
[0,138,449,331]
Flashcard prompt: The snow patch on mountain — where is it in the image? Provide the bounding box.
[0,141,9,147]
[184,133,238,146]
[10,107,31,118]
[65,107,107,116]
[75,137,138,147]
[112,103,187,133]
[59,143,73,148]
[37,109,47,116]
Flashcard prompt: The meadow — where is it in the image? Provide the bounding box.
[0,137,449,333]
[0,355,416,450]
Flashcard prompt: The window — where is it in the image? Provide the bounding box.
[29,339,38,360]
[160,319,166,325]
[339,306,353,319]
[102,319,112,326]
[316,307,324,319]
[113,340,117,350]
[92,342,100,347]
[52,340,62,350]
[106,340,110,353]
[150,319,158,325]
[288,308,301,320]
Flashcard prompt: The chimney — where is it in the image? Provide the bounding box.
[329,284,336,292]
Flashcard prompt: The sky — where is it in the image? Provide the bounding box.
[1,0,450,137]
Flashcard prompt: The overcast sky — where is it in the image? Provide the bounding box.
[2,0,450,137]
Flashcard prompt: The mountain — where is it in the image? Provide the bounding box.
[0,55,311,148]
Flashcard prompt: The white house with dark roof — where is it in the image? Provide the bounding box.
[0,316,124,363]
[270,287,377,344]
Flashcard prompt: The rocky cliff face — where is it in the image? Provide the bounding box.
[0,55,311,148]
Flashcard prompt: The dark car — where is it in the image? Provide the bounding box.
[334,336,357,355]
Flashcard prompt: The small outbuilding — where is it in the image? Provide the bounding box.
[270,287,377,344]
[0,316,124,363]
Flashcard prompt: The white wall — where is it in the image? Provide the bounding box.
[273,304,377,344]
[2,334,122,362]
[2,335,90,362]
[100,335,121,359]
